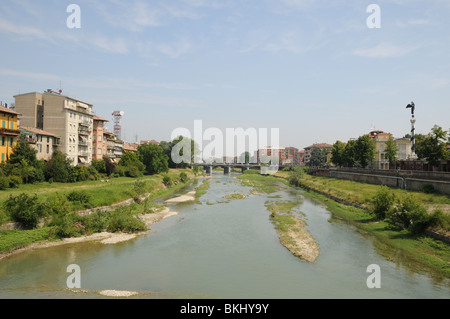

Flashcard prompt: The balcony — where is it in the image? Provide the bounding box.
[78,129,90,136]
[0,128,21,137]
[78,140,88,146]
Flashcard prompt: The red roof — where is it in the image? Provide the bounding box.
[0,105,21,116]
[305,143,333,149]
[93,115,109,122]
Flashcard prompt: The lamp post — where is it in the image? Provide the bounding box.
[406,102,417,159]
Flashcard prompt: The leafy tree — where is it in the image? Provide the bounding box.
[239,152,251,164]
[308,148,327,167]
[160,136,200,168]
[118,151,145,177]
[385,135,398,164]
[354,135,376,168]
[103,156,116,176]
[91,159,107,174]
[343,140,357,167]
[5,193,47,229]
[371,186,397,220]
[8,141,38,166]
[331,141,346,167]
[415,125,448,167]
[46,150,73,183]
[137,143,169,175]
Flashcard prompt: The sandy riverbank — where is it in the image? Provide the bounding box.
[0,206,179,261]
[164,191,196,203]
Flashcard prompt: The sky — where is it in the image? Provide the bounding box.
[0,0,449,155]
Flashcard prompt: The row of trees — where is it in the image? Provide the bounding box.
[329,125,449,169]
[0,136,196,190]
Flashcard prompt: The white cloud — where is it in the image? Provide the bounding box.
[353,43,417,58]
[0,19,48,40]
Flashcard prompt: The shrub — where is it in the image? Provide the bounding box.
[66,190,93,208]
[179,172,189,183]
[46,193,70,216]
[114,165,127,177]
[8,175,22,188]
[82,210,110,234]
[106,206,146,233]
[163,175,172,187]
[4,193,46,229]
[288,166,304,187]
[371,186,396,220]
[51,213,84,238]
[126,164,142,178]
[0,176,10,190]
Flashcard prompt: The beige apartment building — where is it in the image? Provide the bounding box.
[19,127,61,161]
[14,90,94,166]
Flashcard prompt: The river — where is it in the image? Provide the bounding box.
[0,172,448,298]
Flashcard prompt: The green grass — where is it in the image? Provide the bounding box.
[195,179,210,202]
[0,169,193,220]
[237,174,286,194]
[0,227,55,254]
[224,193,246,200]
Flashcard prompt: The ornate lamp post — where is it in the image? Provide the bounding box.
[406,102,418,159]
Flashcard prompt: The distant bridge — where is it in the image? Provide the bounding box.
[191,163,291,174]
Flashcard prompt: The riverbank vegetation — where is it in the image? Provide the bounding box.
[0,168,197,255]
[277,168,450,279]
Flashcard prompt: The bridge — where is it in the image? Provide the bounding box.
[192,163,291,174]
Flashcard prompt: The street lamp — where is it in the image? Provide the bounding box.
[406,102,417,159]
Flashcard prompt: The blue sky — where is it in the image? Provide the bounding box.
[0,0,449,151]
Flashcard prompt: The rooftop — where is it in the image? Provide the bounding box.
[20,126,60,138]
[0,105,21,116]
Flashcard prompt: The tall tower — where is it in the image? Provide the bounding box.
[112,110,124,140]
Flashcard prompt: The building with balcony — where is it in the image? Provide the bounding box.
[19,126,61,161]
[0,105,21,163]
[369,130,412,170]
[14,90,94,166]
[92,115,109,161]
[303,143,333,165]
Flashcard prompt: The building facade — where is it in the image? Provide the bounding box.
[303,143,333,165]
[92,115,109,161]
[19,127,61,161]
[0,105,21,163]
[14,90,94,166]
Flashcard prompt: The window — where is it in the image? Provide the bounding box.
[98,148,102,155]
[1,153,4,163]
[10,122,14,130]
[1,137,4,146]
[47,136,49,143]
[98,135,102,142]
[2,121,5,128]
[47,145,49,154]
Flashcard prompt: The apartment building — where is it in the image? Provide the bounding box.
[14,90,94,166]
[92,115,109,161]
[19,127,61,161]
[0,105,21,163]
[369,130,412,170]
[303,143,333,164]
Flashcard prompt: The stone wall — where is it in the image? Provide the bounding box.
[311,168,450,195]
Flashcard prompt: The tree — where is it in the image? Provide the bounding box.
[137,143,169,175]
[118,151,145,177]
[308,148,327,167]
[354,135,376,168]
[415,125,448,167]
[343,140,357,167]
[239,151,251,164]
[331,141,346,167]
[160,136,200,168]
[46,150,73,183]
[385,135,398,164]
[8,141,38,166]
